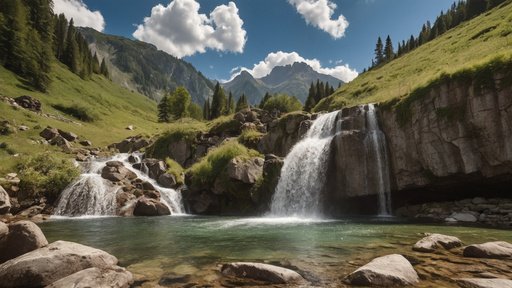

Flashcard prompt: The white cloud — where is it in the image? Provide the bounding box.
[53,0,105,32]
[231,51,358,83]
[133,0,247,58]
[288,0,349,39]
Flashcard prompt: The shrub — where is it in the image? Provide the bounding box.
[17,153,80,202]
[261,94,302,114]
[52,104,98,122]
[238,129,264,150]
[165,158,184,185]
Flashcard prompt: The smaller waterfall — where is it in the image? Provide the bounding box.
[54,154,184,217]
[365,104,392,216]
[269,111,340,217]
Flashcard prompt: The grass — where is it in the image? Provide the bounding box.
[0,61,167,174]
[238,129,264,150]
[165,158,185,186]
[315,1,512,111]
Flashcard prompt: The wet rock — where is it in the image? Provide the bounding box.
[110,136,149,153]
[0,222,7,239]
[75,153,88,162]
[14,95,41,112]
[413,233,463,252]
[463,241,512,259]
[143,190,160,200]
[127,154,139,163]
[456,278,512,288]
[133,197,170,216]
[158,173,177,189]
[141,159,166,180]
[448,212,478,222]
[0,240,118,288]
[40,126,59,140]
[57,129,78,142]
[0,221,48,264]
[79,140,92,147]
[158,274,191,286]
[221,262,304,284]
[344,254,419,286]
[227,157,264,184]
[46,266,133,288]
[101,162,137,183]
[0,186,10,215]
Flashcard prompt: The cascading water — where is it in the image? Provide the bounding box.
[54,154,184,217]
[364,104,392,216]
[269,111,340,217]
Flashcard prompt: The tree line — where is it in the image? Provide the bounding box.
[157,86,202,122]
[368,0,507,70]
[0,0,109,92]
[304,80,339,112]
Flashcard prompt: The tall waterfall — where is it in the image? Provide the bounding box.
[54,154,184,217]
[269,111,340,217]
[365,104,392,216]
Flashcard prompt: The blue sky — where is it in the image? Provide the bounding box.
[55,0,456,82]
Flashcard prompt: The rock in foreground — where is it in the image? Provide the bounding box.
[133,197,170,216]
[344,254,419,286]
[413,233,463,253]
[45,266,133,288]
[221,262,304,284]
[0,220,48,263]
[456,278,512,288]
[0,240,118,288]
[463,241,512,259]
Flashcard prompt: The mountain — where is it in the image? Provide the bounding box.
[79,27,214,104]
[222,62,344,105]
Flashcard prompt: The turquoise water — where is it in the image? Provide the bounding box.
[39,216,512,287]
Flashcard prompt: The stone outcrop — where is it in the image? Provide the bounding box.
[221,262,304,284]
[463,241,512,259]
[413,233,463,252]
[344,254,419,286]
[45,266,133,288]
[133,197,170,216]
[109,136,149,153]
[259,112,311,156]
[0,221,48,263]
[227,157,264,184]
[158,173,177,189]
[101,161,137,182]
[140,158,166,180]
[14,95,41,112]
[40,127,59,140]
[57,129,78,142]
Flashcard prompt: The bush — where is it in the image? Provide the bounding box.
[261,94,302,113]
[165,158,184,185]
[17,153,80,202]
[188,141,261,188]
[238,129,264,150]
[52,104,98,122]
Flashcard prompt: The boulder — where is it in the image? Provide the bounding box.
[0,222,7,239]
[245,111,258,122]
[463,241,512,259]
[79,140,92,147]
[413,233,463,252]
[227,157,264,184]
[448,212,478,222]
[456,278,512,288]
[0,240,118,288]
[14,95,41,112]
[101,162,137,183]
[133,197,170,216]
[234,112,245,122]
[158,173,177,189]
[0,221,48,264]
[57,129,78,142]
[126,125,134,130]
[18,125,29,131]
[344,254,419,286]
[39,127,59,141]
[221,262,304,284]
[141,158,166,180]
[45,266,133,288]
[0,186,11,214]
[49,135,72,151]
[110,137,149,153]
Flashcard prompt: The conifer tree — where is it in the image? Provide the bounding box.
[384,35,394,62]
[203,98,211,120]
[374,37,384,65]
[64,19,79,73]
[236,94,249,112]
[53,14,68,61]
[304,82,316,112]
[210,82,226,119]
[158,95,171,123]
[226,92,235,115]
[259,92,271,108]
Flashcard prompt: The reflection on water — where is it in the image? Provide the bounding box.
[39,216,512,286]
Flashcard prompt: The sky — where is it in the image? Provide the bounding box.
[53,0,456,83]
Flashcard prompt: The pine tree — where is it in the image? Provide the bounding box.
[100,58,109,78]
[324,81,331,97]
[259,92,271,108]
[384,35,394,62]
[64,19,79,73]
[225,92,234,115]
[466,0,487,19]
[203,98,211,120]
[158,95,171,123]
[374,37,384,65]
[53,14,68,61]
[236,94,249,112]
[304,82,316,112]
[210,82,226,119]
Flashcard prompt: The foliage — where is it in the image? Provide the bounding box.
[210,82,227,119]
[238,129,264,150]
[168,86,191,119]
[259,92,271,108]
[17,153,80,202]
[157,95,171,122]
[52,103,98,122]
[304,80,335,112]
[235,93,249,112]
[261,94,302,113]
[165,158,184,186]
[207,115,242,136]
[145,120,205,159]
[187,102,203,121]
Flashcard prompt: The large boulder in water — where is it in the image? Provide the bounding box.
[109,136,150,153]
[0,221,48,264]
[463,241,512,259]
[101,162,137,182]
[227,157,264,184]
[344,254,419,286]
[141,158,166,180]
[133,197,170,216]
[158,173,177,189]
[413,233,463,252]
[46,266,133,288]
[0,186,11,214]
[221,262,304,284]
[0,240,118,288]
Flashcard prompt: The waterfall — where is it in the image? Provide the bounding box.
[364,104,392,216]
[269,111,340,217]
[54,154,184,217]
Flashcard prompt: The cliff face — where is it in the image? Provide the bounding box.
[381,72,512,198]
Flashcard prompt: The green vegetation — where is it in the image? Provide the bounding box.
[52,104,98,122]
[238,129,264,150]
[210,82,227,119]
[207,115,242,136]
[157,86,202,122]
[304,80,336,112]
[261,94,302,113]
[235,94,249,112]
[188,141,261,189]
[16,153,80,202]
[315,1,512,111]
[165,158,184,186]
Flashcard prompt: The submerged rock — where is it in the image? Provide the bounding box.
[0,221,48,264]
[221,262,304,284]
[0,240,118,287]
[456,278,512,288]
[463,241,512,259]
[413,233,463,252]
[344,254,419,286]
[46,266,133,288]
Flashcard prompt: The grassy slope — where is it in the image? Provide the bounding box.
[316,1,512,111]
[0,62,167,173]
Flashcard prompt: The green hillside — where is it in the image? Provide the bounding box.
[0,62,166,173]
[316,1,512,111]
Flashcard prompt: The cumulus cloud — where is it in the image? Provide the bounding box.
[231,51,358,83]
[133,0,247,58]
[53,0,105,32]
[288,0,349,39]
